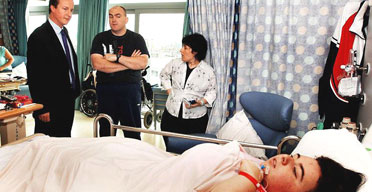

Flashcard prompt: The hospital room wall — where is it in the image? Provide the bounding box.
[358,0,372,131]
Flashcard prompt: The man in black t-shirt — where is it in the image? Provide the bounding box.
[90,5,149,139]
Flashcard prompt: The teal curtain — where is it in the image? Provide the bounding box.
[76,0,108,108]
[0,0,13,53]
[14,0,28,56]
[182,1,191,37]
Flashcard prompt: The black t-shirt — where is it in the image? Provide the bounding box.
[184,63,194,87]
[90,30,150,84]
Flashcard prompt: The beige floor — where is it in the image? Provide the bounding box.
[23,110,166,150]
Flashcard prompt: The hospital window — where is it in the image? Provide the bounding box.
[27,2,79,50]
[139,13,185,85]
[27,14,78,50]
[27,15,47,37]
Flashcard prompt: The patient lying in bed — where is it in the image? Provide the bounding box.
[0,135,365,192]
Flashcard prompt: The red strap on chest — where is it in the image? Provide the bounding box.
[239,171,266,192]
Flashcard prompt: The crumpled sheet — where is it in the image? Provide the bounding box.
[0,137,255,192]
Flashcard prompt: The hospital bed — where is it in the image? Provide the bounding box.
[0,114,371,191]
[92,113,372,191]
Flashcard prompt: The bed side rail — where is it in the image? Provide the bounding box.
[93,113,300,153]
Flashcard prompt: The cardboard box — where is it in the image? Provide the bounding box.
[0,115,26,145]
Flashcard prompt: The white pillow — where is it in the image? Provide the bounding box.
[292,129,372,192]
[216,110,267,159]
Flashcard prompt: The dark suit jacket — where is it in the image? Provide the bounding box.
[27,21,81,116]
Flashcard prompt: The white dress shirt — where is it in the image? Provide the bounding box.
[160,58,217,119]
[48,18,75,84]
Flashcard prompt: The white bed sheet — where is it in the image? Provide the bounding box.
[0,135,49,171]
[0,137,254,192]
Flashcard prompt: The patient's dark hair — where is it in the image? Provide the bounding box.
[49,0,59,14]
[182,33,208,61]
[311,156,365,192]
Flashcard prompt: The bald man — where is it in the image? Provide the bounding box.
[90,6,150,139]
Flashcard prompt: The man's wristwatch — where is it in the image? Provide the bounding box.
[116,53,121,63]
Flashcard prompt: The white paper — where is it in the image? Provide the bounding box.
[338,76,361,96]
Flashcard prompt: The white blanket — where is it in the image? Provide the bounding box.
[0,137,257,192]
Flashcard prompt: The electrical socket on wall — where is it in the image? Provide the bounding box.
[0,34,2,38]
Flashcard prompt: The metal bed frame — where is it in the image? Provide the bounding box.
[93,113,301,154]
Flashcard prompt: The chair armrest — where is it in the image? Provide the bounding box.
[240,91,293,132]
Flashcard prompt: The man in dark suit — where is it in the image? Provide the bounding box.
[27,0,80,137]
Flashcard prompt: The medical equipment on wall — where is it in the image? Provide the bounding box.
[338,50,370,103]
[331,116,368,141]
